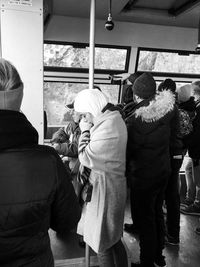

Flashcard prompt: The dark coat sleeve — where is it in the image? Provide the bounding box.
[169,105,184,156]
[50,153,81,233]
[54,128,80,158]
[184,106,200,158]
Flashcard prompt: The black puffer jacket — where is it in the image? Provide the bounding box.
[126,90,183,181]
[0,110,81,267]
[184,99,200,159]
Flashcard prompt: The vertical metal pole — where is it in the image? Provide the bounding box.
[85,3,96,266]
[85,242,90,267]
[89,0,96,90]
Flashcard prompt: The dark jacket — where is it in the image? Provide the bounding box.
[126,90,182,181]
[179,96,196,114]
[51,121,81,159]
[184,99,200,159]
[178,96,196,149]
[0,110,81,267]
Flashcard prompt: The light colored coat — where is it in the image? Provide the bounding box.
[77,110,127,253]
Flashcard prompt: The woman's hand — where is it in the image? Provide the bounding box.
[79,118,93,132]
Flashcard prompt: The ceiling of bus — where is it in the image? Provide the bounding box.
[49,0,200,29]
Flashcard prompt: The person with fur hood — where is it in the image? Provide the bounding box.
[126,73,181,267]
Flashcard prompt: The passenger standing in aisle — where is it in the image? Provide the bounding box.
[115,72,143,234]
[0,58,81,267]
[158,79,184,246]
[74,88,128,267]
[181,81,200,216]
[175,85,196,210]
[126,73,180,267]
[51,102,81,194]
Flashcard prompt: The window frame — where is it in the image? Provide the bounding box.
[43,78,122,137]
[44,40,131,74]
[135,47,200,79]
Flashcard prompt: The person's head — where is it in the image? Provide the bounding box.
[122,85,134,105]
[132,72,156,102]
[65,102,81,123]
[121,72,142,104]
[0,58,23,111]
[128,72,142,85]
[192,80,200,100]
[176,84,192,103]
[158,78,176,93]
[74,89,108,122]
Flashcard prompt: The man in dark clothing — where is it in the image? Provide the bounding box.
[0,58,81,267]
[158,79,185,246]
[182,81,200,216]
[126,73,181,267]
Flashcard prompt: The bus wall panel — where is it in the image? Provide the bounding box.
[0,1,44,143]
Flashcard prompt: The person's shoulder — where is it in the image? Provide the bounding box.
[34,144,61,159]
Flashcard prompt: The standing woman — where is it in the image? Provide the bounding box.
[74,89,128,267]
[0,59,81,267]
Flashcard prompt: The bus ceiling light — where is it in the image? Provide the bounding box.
[105,0,114,31]
[105,13,114,31]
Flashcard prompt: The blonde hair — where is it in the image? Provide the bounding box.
[0,58,23,91]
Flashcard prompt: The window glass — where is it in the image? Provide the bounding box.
[44,82,119,138]
[44,43,129,71]
[137,49,200,75]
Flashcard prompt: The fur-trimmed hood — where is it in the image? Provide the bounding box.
[135,90,175,123]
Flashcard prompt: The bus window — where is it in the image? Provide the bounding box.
[44,81,119,139]
[44,41,131,73]
[136,47,200,78]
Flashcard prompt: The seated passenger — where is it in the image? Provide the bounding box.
[74,89,128,267]
[0,58,81,267]
[51,103,81,184]
[158,78,184,246]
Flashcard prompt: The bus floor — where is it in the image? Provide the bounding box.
[50,192,200,267]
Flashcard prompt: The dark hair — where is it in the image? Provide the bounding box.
[94,85,101,91]
[121,85,133,104]
[121,72,143,104]
[158,78,176,93]
[0,58,23,91]
[128,72,142,85]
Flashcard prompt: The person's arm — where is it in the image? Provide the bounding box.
[113,73,131,81]
[170,105,184,156]
[78,116,127,171]
[51,128,69,144]
[53,138,78,158]
[184,109,200,148]
[50,153,81,233]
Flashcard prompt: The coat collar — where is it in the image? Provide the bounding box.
[0,110,38,150]
[134,90,175,123]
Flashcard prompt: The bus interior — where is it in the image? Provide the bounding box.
[1,0,200,266]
